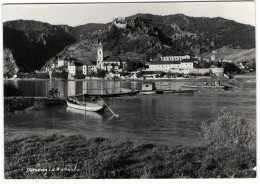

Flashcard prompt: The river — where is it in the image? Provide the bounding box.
[4,78,256,146]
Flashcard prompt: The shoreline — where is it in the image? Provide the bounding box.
[4,76,229,82]
[4,130,256,179]
[4,72,255,82]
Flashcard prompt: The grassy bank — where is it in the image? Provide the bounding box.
[4,97,66,112]
[4,131,256,179]
[4,108,256,179]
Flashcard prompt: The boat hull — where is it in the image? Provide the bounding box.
[87,89,139,98]
[182,85,225,89]
[140,91,157,95]
[66,100,104,112]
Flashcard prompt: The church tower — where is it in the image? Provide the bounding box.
[96,40,104,69]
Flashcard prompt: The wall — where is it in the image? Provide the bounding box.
[169,68,224,76]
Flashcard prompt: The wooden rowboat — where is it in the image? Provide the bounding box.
[66,96,105,112]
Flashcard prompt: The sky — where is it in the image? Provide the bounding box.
[2,0,256,27]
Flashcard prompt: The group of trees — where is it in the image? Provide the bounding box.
[73,69,107,79]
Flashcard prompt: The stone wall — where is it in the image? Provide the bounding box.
[169,68,224,76]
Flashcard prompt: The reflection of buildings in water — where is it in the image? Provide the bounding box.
[56,81,66,97]
[82,81,88,94]
[130,81,139,90]
[75,81,83,95]
[68,81,76,96]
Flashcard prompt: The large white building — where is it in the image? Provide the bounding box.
[148,58,194,72]
[68,60,96,77]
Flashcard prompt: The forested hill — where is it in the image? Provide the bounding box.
[3,14,255,73]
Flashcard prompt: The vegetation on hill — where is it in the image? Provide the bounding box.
[3,20,77,72]
[3,14,255,73]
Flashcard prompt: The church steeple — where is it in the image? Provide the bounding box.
[96,39,103,69]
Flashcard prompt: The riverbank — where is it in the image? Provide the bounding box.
[4,76,228,82]
[4,130,256,179]
[4,97,66,112]
[233,72,256,79]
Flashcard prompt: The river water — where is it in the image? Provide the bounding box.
[4,78,256,146]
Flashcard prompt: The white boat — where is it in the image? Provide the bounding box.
[66,96,105,112]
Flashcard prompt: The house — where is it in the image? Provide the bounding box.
[68,61,82,76]
[103,56,127,72]
[57,59,66,67]
[210,54,216,61]
[68,60,96,77]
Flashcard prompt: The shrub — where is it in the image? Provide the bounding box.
[74,71,85,79]
[201,108,256,148]
[96,69,106,78]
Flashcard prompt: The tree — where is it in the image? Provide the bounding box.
[96,69,106,78]
[74,71,85,79]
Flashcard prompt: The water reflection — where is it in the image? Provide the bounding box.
[4,79,256,146]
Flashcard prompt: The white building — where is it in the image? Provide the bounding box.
[148,59,194,72]
[210,54,216,61]
[57,59,65,67]
[68,61,96,76]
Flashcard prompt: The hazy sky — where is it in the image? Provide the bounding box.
[2,1,256,27]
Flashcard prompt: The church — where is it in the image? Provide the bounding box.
[96,41,127,72]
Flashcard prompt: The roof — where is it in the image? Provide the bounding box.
[128,58,141,62]
[103,63,120,66]
[181,59,195,63]
[104,56,120,62]
[103,56,127,62]
[149,61,181,65]
[74,62,83,66]
[162,55,190,57]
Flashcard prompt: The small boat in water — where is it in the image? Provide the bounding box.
[66,95,105,112]
[182,84,233,89]
[87,88,139,98]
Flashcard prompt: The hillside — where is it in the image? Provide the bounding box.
[201,46,255,63]
[3,20,77,72]
[3,14,255,73]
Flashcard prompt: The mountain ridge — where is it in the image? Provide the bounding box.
[3,13,255,73]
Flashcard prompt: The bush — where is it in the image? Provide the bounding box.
[201,108,256,148]
[96,69,106,78]
[74,71,85,79]
[4,83,23,97]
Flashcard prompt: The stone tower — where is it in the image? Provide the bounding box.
[96,40,104,69]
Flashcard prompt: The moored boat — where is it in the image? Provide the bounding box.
[87,88,139,97]
[182,84,233,89]
[66,96,105,112]
[140,82,160,95]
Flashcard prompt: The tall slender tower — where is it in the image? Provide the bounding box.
[96,40,104,69]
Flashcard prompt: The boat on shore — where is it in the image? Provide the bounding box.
[66,95,105,112]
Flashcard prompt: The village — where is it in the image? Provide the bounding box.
[41,40,248,81]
